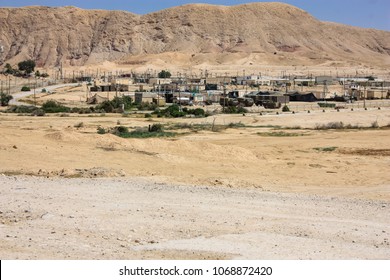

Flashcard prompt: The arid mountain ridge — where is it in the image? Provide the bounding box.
[0,2,390,69]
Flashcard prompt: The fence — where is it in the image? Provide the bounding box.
[285,100,390,112]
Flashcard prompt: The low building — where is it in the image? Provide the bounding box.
[366,89,389,99]
[287,92,318,102]
[135,92,157,104]
[294,78,315,87]
[149,78,172,85]
[315,76,333,85]
[153,97,166,107]
[236,75,272,86]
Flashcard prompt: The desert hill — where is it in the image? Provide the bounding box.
[0,2,389,69]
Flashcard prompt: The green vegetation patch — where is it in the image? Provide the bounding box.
[100,124,176,139]
[154,104,206,118]
[318,102,336,108]
[257,131,305,137]
[222,106,248,114]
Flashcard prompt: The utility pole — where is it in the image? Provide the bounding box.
[8,75,11,95]
[34,76,37,106]
[158,80,160,108]
[223,83,226,113]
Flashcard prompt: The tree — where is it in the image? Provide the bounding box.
[158,70,171,79]
[0,92,13,106]
[18,60,36,75]
[4,63,14,75]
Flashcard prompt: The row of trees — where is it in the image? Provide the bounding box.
[2,60,47,77]
[4,60,35,75]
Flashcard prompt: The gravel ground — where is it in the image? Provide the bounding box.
[1,175,389,260]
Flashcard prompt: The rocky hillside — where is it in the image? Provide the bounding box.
[0,3,389,68]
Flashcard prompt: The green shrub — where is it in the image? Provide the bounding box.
[0,92,13,106]
[149,123,163,132]
[137,102,158,111]
[21,86,31,92]
[31,109,45,116]
[186,107,205,117]
[97,127,106,134]
[120,129,175,139]
[155,104,185,118]
[42,100,70,113]
[318,102,336,108]
[105,124,175,138]
[41,88,47,93]
[223,106,248,114]
[282,105,290,112]
[6,105,38,113]
[95,96,133,113]
[112,126,129,136]
[97,100,114,113]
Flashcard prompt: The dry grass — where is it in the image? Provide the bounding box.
[339,148,390,156]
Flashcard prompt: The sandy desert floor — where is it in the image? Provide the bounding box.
[0,107,389,259]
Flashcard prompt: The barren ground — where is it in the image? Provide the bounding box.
[0,108,389,259]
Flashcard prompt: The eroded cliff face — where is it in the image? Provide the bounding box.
[1,3,389,68]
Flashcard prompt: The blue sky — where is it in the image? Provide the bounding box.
[1,0,389,30]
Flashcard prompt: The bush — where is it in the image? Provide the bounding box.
[223,106,248,114]
[158,70,172,78]
[0,92,13,106]
[137,102,158,111]
[97,127,106,134]
[4,63,14,75]
[6,105,38,113]
[149,123,163,132]
[315,122,345,130]
[282,105,290,112]
[96,100,114,113]
[41,100,70,113]
[21,86,31,92]
[187,107,205,117]
[41,88,47,93]
[318,102,336,108]
[95,96,133,113]
[155,104,185,118]
[31,109,45,116]
[112,126,129,136]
